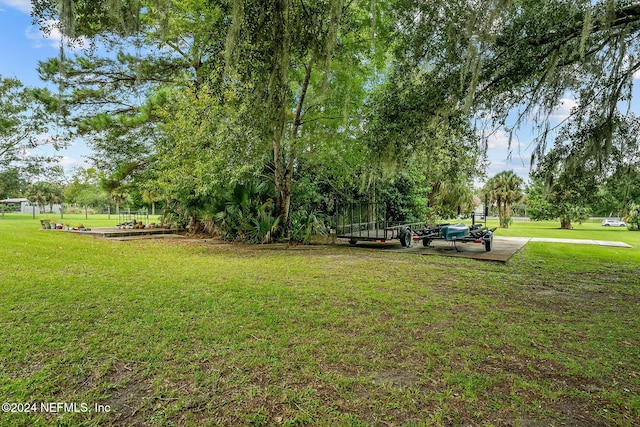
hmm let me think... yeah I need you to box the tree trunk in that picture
[560,217,571,229]
[274,57,313,238]
[270,0,292,240]
[273,124,288,233]
[427,183,437,208]
[502,201,511,228]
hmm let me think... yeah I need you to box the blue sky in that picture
[0,0,595,184]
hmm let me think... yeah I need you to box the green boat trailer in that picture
[413,222,496,252]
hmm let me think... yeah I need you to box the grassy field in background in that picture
[485,218,640,243]
[0,214,638,426]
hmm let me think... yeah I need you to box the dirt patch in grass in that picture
[96,360,151,425]
[371,369,421,388]
[514,401,610,427]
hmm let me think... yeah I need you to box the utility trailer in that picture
[335,203,496,252]
[334,202,421,246]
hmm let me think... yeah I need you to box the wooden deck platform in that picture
[63,227,179,239]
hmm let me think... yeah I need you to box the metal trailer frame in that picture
[335,203,497,251]
[334,202,420,246]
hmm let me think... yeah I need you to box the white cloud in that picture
[25,21,64,50]
[25,20,87,50]
[59,156,86,169]
[0,0,31,14]
[634,68,640,80]
[26,136,88,171]
[24,25,50,49]
[483,129,511,150]
[549,97,578,122]
[477,160,531,187]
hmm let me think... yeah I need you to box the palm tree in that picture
[25,182,48,213]
[25,182,65,214]
[429,179,475,218]
[484,171,524,228]
[46,183,64,213]
[100,176,127,215]
[142,188,161,216]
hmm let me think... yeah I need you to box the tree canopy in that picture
[388,0,640,165]
[26,0,640,237]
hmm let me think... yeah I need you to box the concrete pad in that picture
[352,235,632,264]
[529,237,633,248]
[353,236,528,263]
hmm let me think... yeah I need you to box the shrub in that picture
[625,204,640,231]
[289,208,328,244]
[64,206,97,215]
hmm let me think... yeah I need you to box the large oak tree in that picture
[33,0,384,236]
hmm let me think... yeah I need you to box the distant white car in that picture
[602,218,627,227]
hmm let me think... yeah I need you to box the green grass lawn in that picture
[486,218,640,245]
[0,215,639,426]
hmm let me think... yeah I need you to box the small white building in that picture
[0,198,62,214]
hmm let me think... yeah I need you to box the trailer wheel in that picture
[349,239,357,246]
[400,227,411,247]
[422,238,431,247]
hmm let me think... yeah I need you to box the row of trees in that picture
[7,161,636,233]
[1,166,149,215]
[524,112,640,229]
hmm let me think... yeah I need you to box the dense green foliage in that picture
[386,0,640,224]
[22,0,640,239]
[528,112,640,227]
[529,153,596,230]
[391,0,640,161]
[0,169,26,199]
[64,167,110,210]
[24,181,64,213]
[33,0,398,239]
